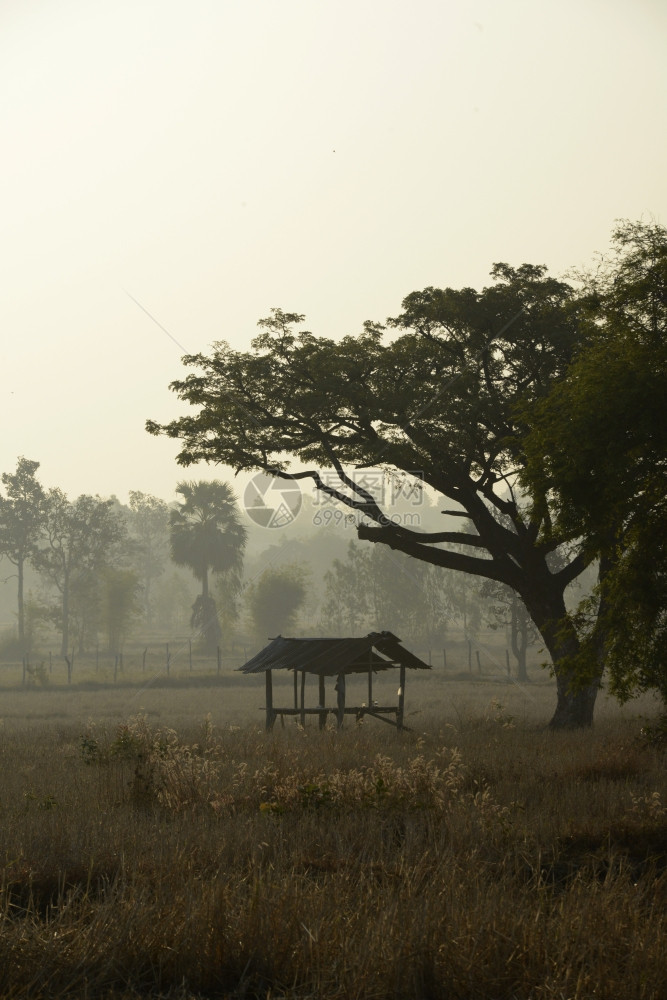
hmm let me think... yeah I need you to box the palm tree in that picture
[170,480,247,651]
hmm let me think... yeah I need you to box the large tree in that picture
[148,264,606,727]
[0,458,46,651]
[169,480,247,651]
[522,221,667,705]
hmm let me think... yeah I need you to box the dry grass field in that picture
[0,666,665,999]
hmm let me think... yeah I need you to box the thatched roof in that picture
[238,631,430,677]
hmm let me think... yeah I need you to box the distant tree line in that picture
[0,470,248,659]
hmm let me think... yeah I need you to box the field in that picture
[0,662,665,999]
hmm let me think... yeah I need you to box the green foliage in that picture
[321,541,371,633]
[321,540,454,644]
[100,566,141,652]
[127,491,170,623]
[246,563,308,638]
[522,220,667,704]
[33,490,128,655]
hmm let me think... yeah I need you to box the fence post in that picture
[217,646,222,675]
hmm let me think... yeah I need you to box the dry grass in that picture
[0,687,666,1000]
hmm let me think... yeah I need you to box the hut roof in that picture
[238,631,431,677]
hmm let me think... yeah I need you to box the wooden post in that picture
[66,654,72,684]
[293,668,298,709]
[397,664,406,731]
[335,673,346,729]
[368,667,373,708]
[217,646,222,675]
[476,650,481,674]
[468,639,472,673]
[319,674,326,730]
[142,647,147,673]
[300,670,306,728]
[265,669,274,731]
[443,647,447,670]
[506,649,511,676]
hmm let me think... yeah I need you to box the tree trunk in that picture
[60,577,70,658]
[511,594,529,683]
[17,557,25,650]
[549,671,601,728]
[524,587,602,729]
[60,587,69,656]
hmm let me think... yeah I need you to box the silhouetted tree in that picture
[169,480,246,651]
[0,457,46,651]
[523,220,667,704]
[149,232,655,727]
[246,563,308,639]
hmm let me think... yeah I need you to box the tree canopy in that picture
[522,220,667,704]
[34,491,127,656]
[148,225,665,726]
[246,564,309,640]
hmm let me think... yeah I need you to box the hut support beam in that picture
[265,669,275,731]
[397,664,406,731]
[336,672,346,729]
[318,674,326,730]
[300,670,306,728]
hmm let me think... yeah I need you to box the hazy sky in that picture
[1,0,665,505]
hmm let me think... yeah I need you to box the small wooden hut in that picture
[238,630,430,731]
